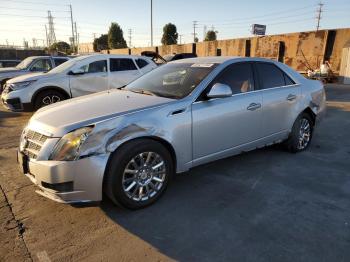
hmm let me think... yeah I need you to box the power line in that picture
[0,0,68,6]
[198,4,316,24]
[0,6,69,12]
[0,12,70,19]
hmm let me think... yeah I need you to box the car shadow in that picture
[99,146,292,261]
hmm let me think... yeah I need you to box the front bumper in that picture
[18,151,110,203]
[1,88,33,111]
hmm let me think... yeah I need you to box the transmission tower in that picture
[47,11,56,46]
[316,2,324,31]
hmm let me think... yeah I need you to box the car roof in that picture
[78,54,151,59]
[24,56,69,59]
[170,56,281,64]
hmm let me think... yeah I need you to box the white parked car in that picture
[1,54,157,111]
[0,56,69,90]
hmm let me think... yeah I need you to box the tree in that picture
[108,22,127,49]
[49,41,71,53]
[204,30,217,41]
[194,37,199,43]
[93,34,108,52]
[161,23,178,45]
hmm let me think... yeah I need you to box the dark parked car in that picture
[0,60,21,68]
[141,51,197,65]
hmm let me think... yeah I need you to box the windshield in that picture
[16,57,35,70]
[125,63,218,99]
[48,58,75,74]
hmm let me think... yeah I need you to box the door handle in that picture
[286,94,297,101]
[247,103,261,111]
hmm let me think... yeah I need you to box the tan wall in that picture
[78,43,94,54]
[104,28,350,73]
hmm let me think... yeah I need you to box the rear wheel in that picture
[104,139,174,209]
[34,89,66,110]
[285,113,313,153]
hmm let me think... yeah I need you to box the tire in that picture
[104,139,174,210]
[34,89,66,110]
[285,112,314,153]
[0,79,10,93]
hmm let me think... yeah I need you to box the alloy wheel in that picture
[42,95,61,105]
[298,118,311,150]
[122,151,167,202]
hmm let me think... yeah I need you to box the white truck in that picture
[1,54,157,111]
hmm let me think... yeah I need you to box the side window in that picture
[135,59,149,69]
[54,58,68,67]
[80,60,107,73]
[211,63,255,95]
[284,73,295,85]
[256,63,286,89]
[30,59,52,71]
[110,58,137,71]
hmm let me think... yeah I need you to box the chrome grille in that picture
[22,129,49,159]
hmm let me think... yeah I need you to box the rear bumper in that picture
[18,151,110,203]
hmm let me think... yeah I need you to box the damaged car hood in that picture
[29,89,175,136]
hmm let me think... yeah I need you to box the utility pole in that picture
[316,2,324,32]
[203,25,207,40]
[192,20,198,42]
[128,29,132,48]
[150,0,153,46]
[44,25,48,47]
[179,34,183,44]
[69,4,76,53]
[74,22,78,51]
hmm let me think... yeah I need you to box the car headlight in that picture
[49,127,93,161]
[11,80,36,90]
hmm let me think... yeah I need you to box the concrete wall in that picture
[0,48,46,60]
[104,28,350,73]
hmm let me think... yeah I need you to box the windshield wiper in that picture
[117,85,127,90]
[129,90,156,96]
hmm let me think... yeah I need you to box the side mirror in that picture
[68,68,85,75]
[207,83,232,99]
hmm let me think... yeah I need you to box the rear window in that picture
[54,58,68,67]
[256,63,285,89]
[136,59,149,69]
[110,58,137,71]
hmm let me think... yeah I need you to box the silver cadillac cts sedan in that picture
[18,57,326,209]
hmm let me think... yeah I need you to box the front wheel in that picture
[285,113,314,153]
[104,139,174,209]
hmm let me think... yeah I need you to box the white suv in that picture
[1,54,157,111]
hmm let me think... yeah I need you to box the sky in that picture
[0,0,349,48]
